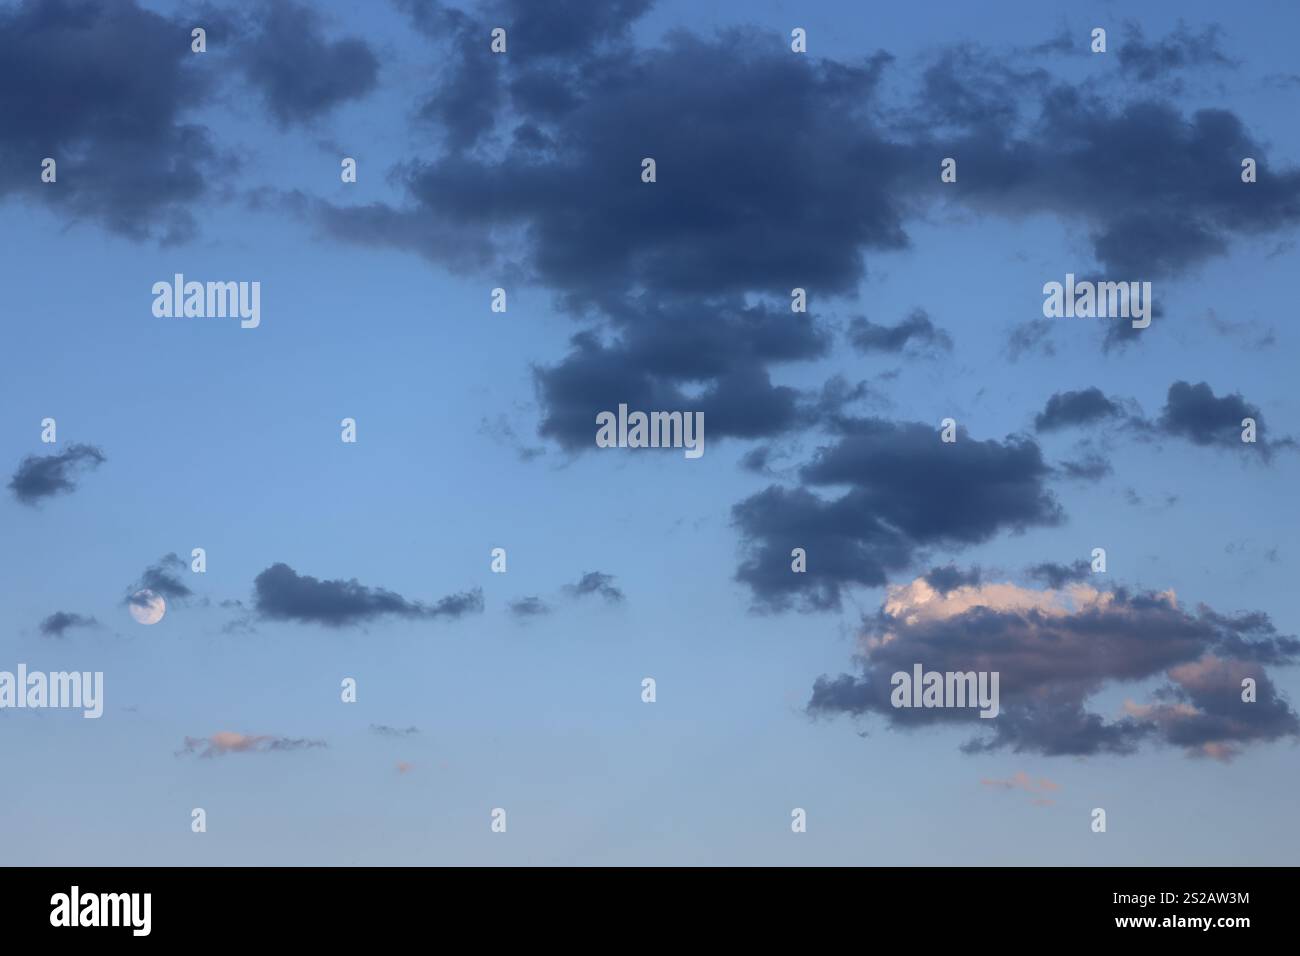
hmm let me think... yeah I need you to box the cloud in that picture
[1203,309,1275,350]
[38,611,97,638]
[1025,559,1092,589]
[1034,388,1124,432]
[1155,380,1291,456]
[564,572,625,603]
[128,553,194,605]
[808,576,1300,758]
[532,302,833,450]
[1057,452,1113,481]
[1005,320,1056,362]
[1123,655,1298,761]
[177,731,326,758]
[508,596,552,617]
[314,24,908,446]
[847,310,953,356]
[733,421,1062,610]
[8,444,106,505]
[1031,381,1290,461]
[252,563,483,627]
[1117,23,1237,83]
[925,36,1300,281]
[239,0,379,126]
[0,0,220,242]
[479,414,545,462]
[980,771,1061,795]
[301,19,1300,459]
[370,724,420,737]
[924,565,982,595]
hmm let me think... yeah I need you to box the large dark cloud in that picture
[1034,387,1123,432]
[240,0,379,125]
[0,0,380,239]
[318,21,914,446]
[306,15,1300,462]
[808,576,1300,759]
[922,34,1300,280]
[367,32,908,299]
[8,444,106,505]
[0,0,219,241]
[733,420,1063,611]
[252,562,483,627]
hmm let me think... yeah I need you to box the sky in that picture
[1,0,1299,866]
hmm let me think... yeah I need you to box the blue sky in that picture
[2,0,1299,865]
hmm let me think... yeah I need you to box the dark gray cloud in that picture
[564,571,625,603]
[733,420,1063,611]
[1155,380,1289,455]
[808,578,1300,758]
[240,0,379,126]
[399,0,662,149]
[847,309,953,356]
[129,553,194,606]
[38,611,97,638]
[1032,381,1290,461]
[923,565,982,595]
[1034,388,1123,432]
[317,24,909,445]
[408,34,904,294]
[534,301,829,449]
[0,0,219,242]
[306,16,1300,457]
[0,0,379,239]
[1025,559,1091,589]
[508,596,552,617]
[929,44,1300,280]
[8,444,106,505]
[253,562,484,627]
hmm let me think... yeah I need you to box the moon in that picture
[129,589,166,625]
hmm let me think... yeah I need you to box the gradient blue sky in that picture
[2,0,1298,865]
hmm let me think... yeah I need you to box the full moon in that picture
[129,589,166,625]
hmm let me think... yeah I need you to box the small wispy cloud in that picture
[981,771,1062,805]
[564,571,625,603]
[177,731,326,758]
[370,724,419,737]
